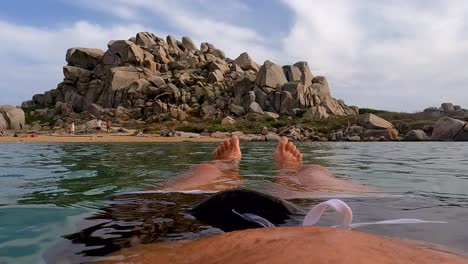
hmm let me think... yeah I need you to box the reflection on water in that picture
[1,142,468,263]
[43,192,220,263]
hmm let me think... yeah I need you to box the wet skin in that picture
[158,136,373,195]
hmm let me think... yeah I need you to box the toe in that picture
[293,149,302,160]
[223,139,231,150]
[278,136,288,150]
[286,142,294,152]
[217,142,225,153]
[290,143,297,153]
[231,135,239,147]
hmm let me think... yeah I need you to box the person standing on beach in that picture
[106,119,112,133]
[70,121,75,135]
[261,127,269,141]
[96,119,102,134]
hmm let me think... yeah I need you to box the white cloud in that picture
[75,0,276,62]
[3,0,468,111]
[0,21,152,105]
[281,0,468,111]
[0,0,275,106]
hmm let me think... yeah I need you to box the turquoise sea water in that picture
[0,142,468,263]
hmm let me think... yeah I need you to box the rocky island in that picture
[2,31,468,142]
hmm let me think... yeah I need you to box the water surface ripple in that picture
[0,142,467,263]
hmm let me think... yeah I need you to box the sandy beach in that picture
[0,134,223,143]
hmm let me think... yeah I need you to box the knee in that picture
[301,165,330,175]
[192,163,218,171]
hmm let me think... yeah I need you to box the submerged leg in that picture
[272,137,374,196]
[157,136,243,191]
[215,135,242,161]
[274,136,303,170]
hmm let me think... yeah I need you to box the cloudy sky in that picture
[1,0,468,111]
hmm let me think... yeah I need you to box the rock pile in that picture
[431,117,468,141]
[329,113,399,141]
[424,103,467,114]
[278,126,327,141]
[0,105,25,130]
[22,32,358,127]
[404,129,430,141]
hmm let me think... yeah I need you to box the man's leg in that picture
[157,136,243,191]
[272,137,374,196]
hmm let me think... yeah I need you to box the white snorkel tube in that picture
[302,199,446,228]
[233,199,446,229]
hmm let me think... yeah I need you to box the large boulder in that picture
[242,91,256,110]
[207,70,224,83]
[282,82,306,108]
[147,76,166,88]
[279,91,293,114]
[221,116,236,126]
[404,130,430,141]
[349,125,365,135]
[263,111,279,119]
[82,80,104,110]
[293,61,314,87]
[135,32,157,47]
[253,86,268,109]
[102,40,145,66]
[108,67,147,91]
[54,102,74,117]
[282,65,302,82]
[169,108,188,121]
[100,67,150,108]
[255,60,288,88]
[182,36,197,50]
[0,105,25,130]
[424,107,439,113]
[322,98,346,116]
[233,52,259,72]
[266,132,281,141]
[200,42,225,59]
[233,77,253,99]
[63,66,92,82]
[248,102,263,113]
[364,128,399,140]
[303,106,329,119]
[66,48,104,70]
[357,113,394,130]
[88,103,104,117]
[208,60,229,74]
[163,84,181,101]
[166,35,179,48]
[230,103,245,116]
[200,105,218,119]
[431,117,468,141]
[311,76,331,100]
[441,103,455,113]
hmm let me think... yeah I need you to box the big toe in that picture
[277,136,288,150]
[231,135,240,148]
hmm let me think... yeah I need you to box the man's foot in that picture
[214,135,242,161]
[274,137,303,169]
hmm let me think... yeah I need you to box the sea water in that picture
[0,142,467,263]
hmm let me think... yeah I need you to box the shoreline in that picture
[0,135,446,143]
[0,134,224,143]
